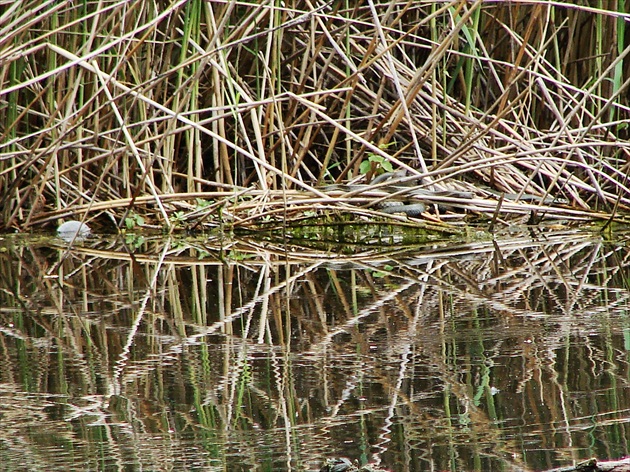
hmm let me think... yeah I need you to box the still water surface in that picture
[0,227,629,471]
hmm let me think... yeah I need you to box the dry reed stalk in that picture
[1,1,629,232]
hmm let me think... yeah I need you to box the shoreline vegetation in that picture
[1,1,630,235]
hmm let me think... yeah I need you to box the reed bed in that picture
[1,0,630,232]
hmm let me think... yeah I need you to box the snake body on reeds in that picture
[320,171,472,216]
[374,200,427,216]
[321,171,565,216]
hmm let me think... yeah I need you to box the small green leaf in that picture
[372,264,394,278]
[359,160,372,175]
[195,198,211,208]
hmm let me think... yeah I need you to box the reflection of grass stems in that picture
[1,227,630,468]
[234,356,252,426]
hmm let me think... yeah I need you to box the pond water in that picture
[0,226,629,471]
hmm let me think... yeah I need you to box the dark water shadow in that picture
[0,227,629,471]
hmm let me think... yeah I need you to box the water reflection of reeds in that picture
[0,229,629,471]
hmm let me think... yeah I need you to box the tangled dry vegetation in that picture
[1,0,630,233]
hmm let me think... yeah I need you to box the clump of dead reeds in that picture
[1,1,629,232]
